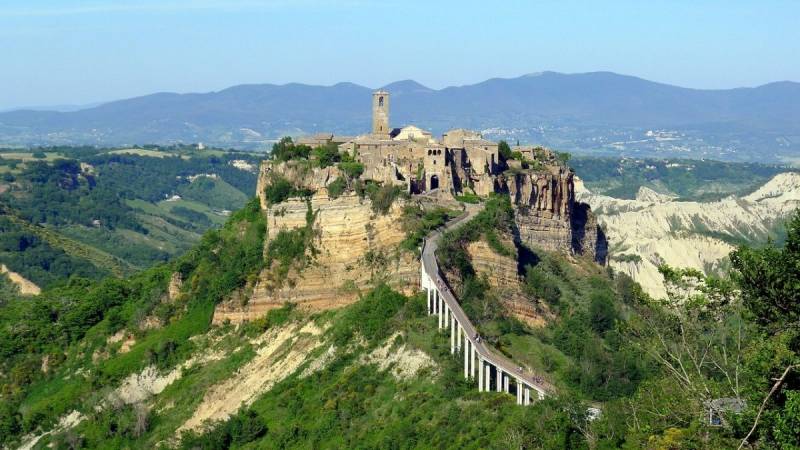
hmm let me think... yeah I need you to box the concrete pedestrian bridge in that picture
[420,205,554,405]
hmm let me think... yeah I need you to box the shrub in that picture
[326,177,347,199]
[263,175,312,205]
[179,408,267,449]
[339,161,364,179]
[369,184,404,215]
[312,142,340,168]
[524,265,561,305]
[271,137,311,162]
[400,205,454,252]
[588,291,616,333]
[455,192,481,204]
[332,284,407,345]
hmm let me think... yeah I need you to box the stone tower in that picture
[372,90,390,138]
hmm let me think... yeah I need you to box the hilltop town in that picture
[219,90,608,324]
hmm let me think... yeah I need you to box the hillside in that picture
[0,191,663,449]
[571,156,791,200]
[577,172,800,298]
[1,72,799,162]
[0,146,261,291]
[5,187,794,448]
[2,142,800,448]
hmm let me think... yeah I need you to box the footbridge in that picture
[420,205,554,405]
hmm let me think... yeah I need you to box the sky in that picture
[0,0,798,110]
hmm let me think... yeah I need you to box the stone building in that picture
[283,89,607,264]
[329,90,503,197]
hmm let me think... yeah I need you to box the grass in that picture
[0,151,64,162]
[456,192,482,204]
[177,177,249,211]
[107,149,184,159]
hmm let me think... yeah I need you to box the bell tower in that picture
[372,90,390,138]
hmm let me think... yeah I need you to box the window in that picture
[379,96,384,107]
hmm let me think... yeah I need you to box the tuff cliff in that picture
[464,237,547,327]
[214,161,417,324]
[502,165,607,264]
[255,160,341,210]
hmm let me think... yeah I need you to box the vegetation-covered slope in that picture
[2,152,800,448]
[571,156,791,200]
[0,145,261,289]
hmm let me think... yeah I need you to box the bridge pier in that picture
[485,364,492,392]
[450,315,456,354]
[463,339,469,378]
[524,387,531,406]
[478,359,484,392]
[427,288,432,314]
[470,344,476,378]
[437,291,442,329]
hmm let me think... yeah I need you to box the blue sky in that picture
[0,0,797,109]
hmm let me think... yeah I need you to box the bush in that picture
[455,192,481,204]
[179,408,267,449]
[312,142,340,168]
[524,265,561,305]
[588,291,616,333]
[271,137,311,162]
[332,284,407,345]
[263,175,312,205]
[400,205,454,252]
[369,184,404,215]
[338,161,364,179]
[326,177,347,199]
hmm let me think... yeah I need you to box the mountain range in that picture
[1,71,799,162]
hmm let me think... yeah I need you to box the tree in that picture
[588,291,616,333]
[628,265,746,432]
[312,142,340,168]
[730,210,800,448]
[730,210,800,332]
[498,140,512,161]
[271,137,311,162]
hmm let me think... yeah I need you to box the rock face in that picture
[465,238,545,327]
[213,190,417,324]
[504,167,607,264]
[0,264,40,295]
[576,173,800,298]
[255,160,342,210]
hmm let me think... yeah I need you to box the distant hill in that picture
[1,71,799,161]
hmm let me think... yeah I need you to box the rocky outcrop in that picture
[503,167,607,264]
[213,191,417,324]
[255,160,342,210]
[167,272,182,302]
[576,172,800,298]
[1,264,40,295]
[465,238,545,327]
